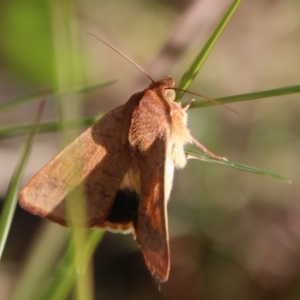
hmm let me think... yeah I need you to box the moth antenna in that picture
[87,32,155,84]
[171,87,240,116]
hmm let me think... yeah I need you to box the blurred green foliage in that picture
[0,0,54,83]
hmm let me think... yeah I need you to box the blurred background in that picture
[1,0,300,299]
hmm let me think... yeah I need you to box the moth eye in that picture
[164,89,176,102]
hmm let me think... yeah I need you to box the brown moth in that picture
[19,41,226,282]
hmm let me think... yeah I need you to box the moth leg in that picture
[182,99,195,111]
[191,136,227,161]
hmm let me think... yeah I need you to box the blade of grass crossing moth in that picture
[2,84,300,139]
[49,0,93,298]
[38,231,103,300]
[175,0,241,102]
[3,83,300,139]
[0,100,46,260]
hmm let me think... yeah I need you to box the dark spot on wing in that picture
[106,189,139,225]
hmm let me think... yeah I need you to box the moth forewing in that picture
[19,103,135,227]
[129,78,193,281]
[135,136,170,282]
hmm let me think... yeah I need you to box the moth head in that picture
[148,76,176,103]
[161,77,175,101]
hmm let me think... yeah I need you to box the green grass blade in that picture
[191,84,300,108]
[38,230,103,300]
[0,80,116,113]
[38,239,75,300]
[49,1,95,298]
[2,84,300,139]
[185,148,291,183]
[10,224,70,300]
[0,101,45,260]
[176,0,241,101]
[0,116,98,139]
[0,91,51,113]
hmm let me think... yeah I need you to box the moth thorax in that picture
[169,108,191,168]
[171,141,187,169]
[164,154,175,202]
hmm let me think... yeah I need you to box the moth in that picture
[19,40,226,283]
